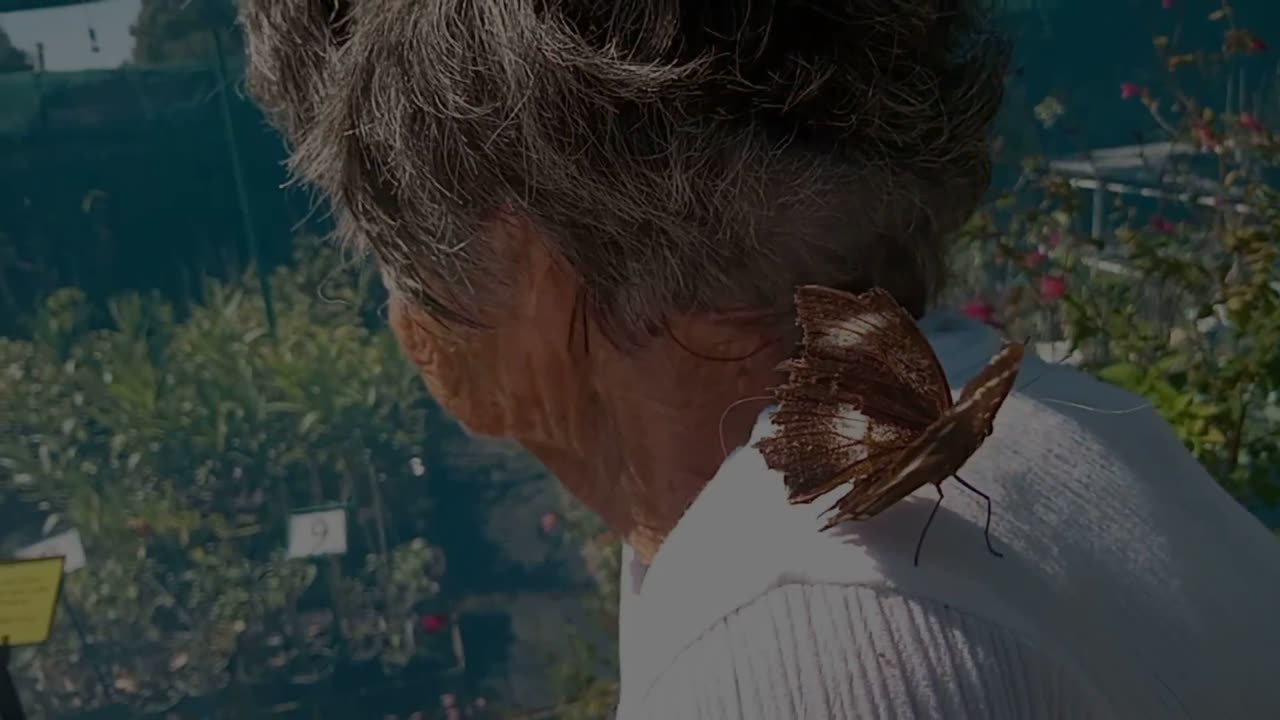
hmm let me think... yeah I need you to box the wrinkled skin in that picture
[388,220,789,562]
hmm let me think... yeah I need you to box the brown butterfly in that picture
[754,285,1026,565]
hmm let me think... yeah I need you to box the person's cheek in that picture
[389,299,517,437]
[413,336,511,437]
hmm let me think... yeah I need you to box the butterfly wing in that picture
[953,341,1026,437]
[819,413,970,527]
[819,341,1026,528]
[756,367,929,503]
[790,286,954,417]
[755,286,953,503]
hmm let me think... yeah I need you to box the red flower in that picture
[419,613,449,634]
[1023,250,1046,270]
[1240,113,1265,132]
[1039,276,1067,302]
[1120,83,1143,100]
[961,300,997,324]
[1046,231,1062,248]
[1195,125,1220,149]
[539,511,560,535]
[126,517,152,539]
[1248,36,1268,53]
[1148,214,1176,234]
[1161,0,1173,9]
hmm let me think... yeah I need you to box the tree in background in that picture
[0,25,33,72]
[130,0,242,66]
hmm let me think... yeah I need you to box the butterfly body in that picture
[755,285,1025,537]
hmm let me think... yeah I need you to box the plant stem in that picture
[1226,391,1251,477]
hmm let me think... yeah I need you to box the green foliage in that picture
[546,497,621,718]
[0,239,448,717]
[950,3,1280,511]
[547,635,619,720]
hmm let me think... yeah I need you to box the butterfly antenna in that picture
[718,395,776,458]
[914,486,945,567]
[1012,359,1152,416]
[1038,397,1151,415]
[952,474,1003,559]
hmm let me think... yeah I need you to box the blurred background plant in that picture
[0,239,496,718]
[948,0,1280,518]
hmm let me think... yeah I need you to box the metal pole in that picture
[0,637,26,720]
[210,27,278,338]
[1091,181,1105,240]
[59,597,115,708]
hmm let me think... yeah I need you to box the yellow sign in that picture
[0,556,64,646]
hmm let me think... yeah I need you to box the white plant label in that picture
[17,529,87,574]
[286,508,348,559]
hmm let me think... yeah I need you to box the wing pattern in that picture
[756,285,1026,530]
[756,286,952,502]
[954,342,1025,438]
[818,341,1026,527]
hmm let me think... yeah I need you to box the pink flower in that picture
[540,511,560,535]
[1120,83,1143,100]
[1023,250,1046,270]
[1046,231,1062,248]
[1148,214,1176,234]
[961,300,996,324]
[1161,0,1174,9]
[419,613,448,634]
[1039,276,1067,302]
[1240,113,1265,132]
[1248,36,1269,53]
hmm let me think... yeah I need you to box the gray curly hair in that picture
[240,0,1008,338]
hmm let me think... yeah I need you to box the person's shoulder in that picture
[980,355,1272,559]
[987,355,1204,495]
[626,366,1280,717]
[624,581,1121,720]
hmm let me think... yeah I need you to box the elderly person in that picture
[240,1,1280,718]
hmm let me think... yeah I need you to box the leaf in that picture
[1097,362,1145,389]
[1263,403,1280,424]
[1188,402,1222,419]
[1202,426,1228,446]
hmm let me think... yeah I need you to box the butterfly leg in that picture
[913,486,944,567]
[952,474,1004,559]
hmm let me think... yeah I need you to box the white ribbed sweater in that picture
[615,313,1280,719]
